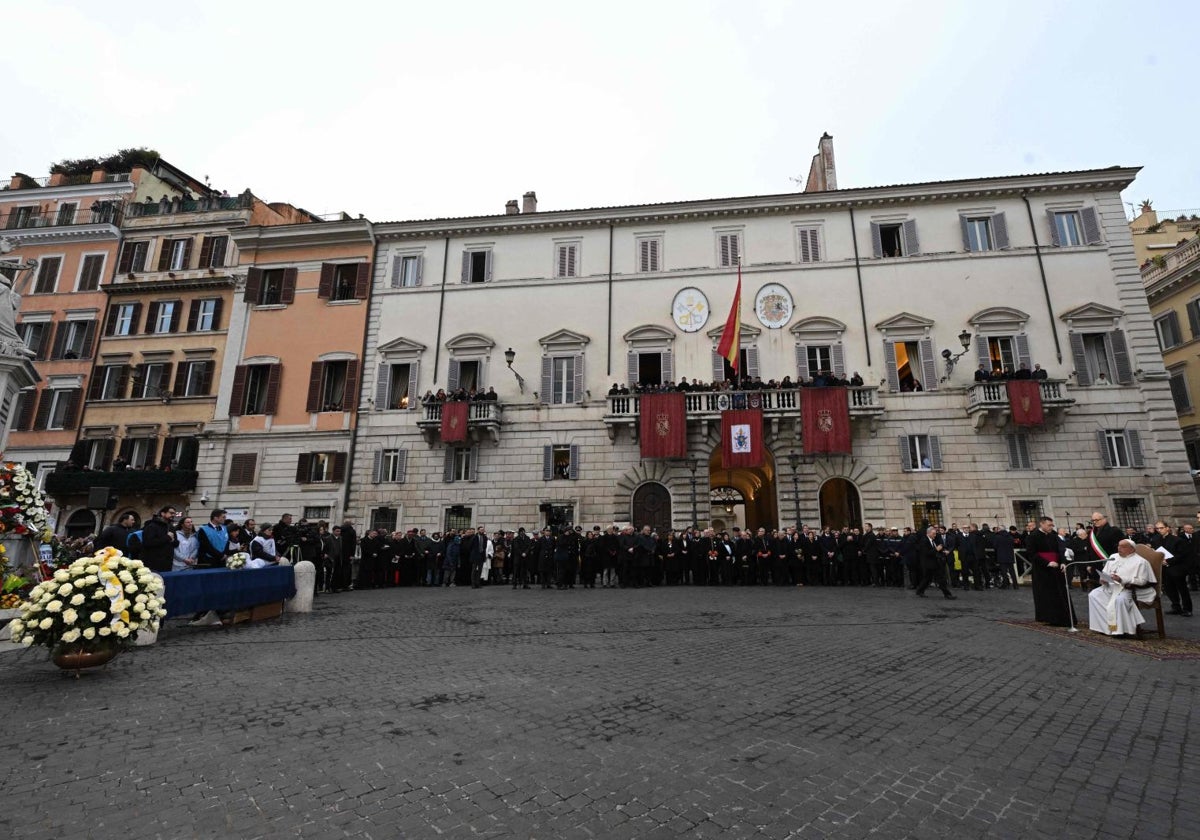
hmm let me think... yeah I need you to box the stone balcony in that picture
[965,380,1074,429]
[602,386,883,441]
[44,468,198,498]
[416,401,502,443]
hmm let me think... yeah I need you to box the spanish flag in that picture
[716,263,742,373]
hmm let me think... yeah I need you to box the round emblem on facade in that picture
[671,287,710,333]
[754,282,793,329]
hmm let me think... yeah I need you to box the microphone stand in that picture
[1061,559,1098,633]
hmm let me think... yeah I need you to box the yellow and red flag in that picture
[716,263,742,373]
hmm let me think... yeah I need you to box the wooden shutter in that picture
[460,251,471,283]
[447,359,460,391]
[354,263,371,299]
[14,390,36,431]
[467,446,478,482]
[127,302,142,336]
[568,444,579,480]
[179,438,199,470]
[198,236,214,268]
[573,353,585,403]
[88,368,105,400]
[831,344,845,378]
[180,238,193,270]
[280,268,298,304]
[898,435,912,472]
[1046,210,1061,246]
[173,362,188,397]
[318,263,335,299]
[1110,330,1133,384]
[959,216,972,251]
[157,363,173,395]
[244,267,262,302]
[627,352,640,387]
[1007,433,1031,470]
[159,437,176,469]
[395,450,408,484]
[798,227,820,262]
[928,435,943,470]
[372,450,383,483]
[484,250,493,282]
[33,389,52,430]
[295,453,312,483]
[132,363,147,397]
[104,306,119,336]
[168,300,182,332]
[1069,332,1091,386]
[795,344,809,380]
[186,300,199,332]
[1163,311,1182,347]
[116,365,131,400]
[1097,430,1114,469]
[711,349,725,383]
[661,350,674,384]
[33,322,52,360]
[49,321,67,360]
[332,452,347,482]
[918,338,937,391]
[541,357,552,404]
[199,361,214,396]
[870,222,883,258]
[228,453,257,486]
[210,236,228,268]
[746,346,760,379]
[391,256,403,288]
[117,436,133,463]
[61,390,81,429]
[1188,301,1200,339]
[1081,207,1102,245]
[975,336,990,370]
[375,363,391,410]
[343,359,360,411]
[884,341,900,391]
[543,446,553,481]
[902,219,920,256]
[228,366,247,415]
[993,212,1010,249]
[118,242,135,274]
[306,361,324,412]
[1127,430,1145,469]
[144,302,160,334]
[78,321,96,358]
[1014,334,1031,371]
[443,447,454,482]
[157,240,172,271]
[718,233,739,266]
[408,361,419,407]
[210,298,223,331]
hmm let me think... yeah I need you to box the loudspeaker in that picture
[88,486,116,510]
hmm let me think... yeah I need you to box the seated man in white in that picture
[1088,539,1163,636]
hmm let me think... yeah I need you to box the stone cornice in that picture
[374,168,1142,240]
[230,219,374,252]
[104,276,236,296]
[0,181,134,203]
[0,223,121,246]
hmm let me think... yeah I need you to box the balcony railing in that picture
[45,468,198,497]
[1,203,123,231]
[125,194,249,218]
[416,400,503,442]
[604,386,882,422]
[1143,235,1200,284]
[966,380,1073,429]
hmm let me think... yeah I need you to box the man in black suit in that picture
[1087,511,1125,582]
[1159,521,1194,617]
[467,526,489,588]
[915,526,957,600]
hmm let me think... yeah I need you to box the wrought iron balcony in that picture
[603,386,883,440]
[125,194,250,218]
[416,401,502,443]
[1,203,123,231]
[966,380,1073,429]
[44,468,198,497]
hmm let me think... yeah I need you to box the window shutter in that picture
[1014,334,1031,371]
[638,239,650,272]
[543,445,553,481]
[460,251,471,283]
[179,438,199,470]
[354,262,371,299]
[898,435,912,472]
[1069,332,1091,386]
[117,243,134,274]
[186,300,199,332]
[883,341,899,391]
[198,236,214,268]
[343,359,360,411]
[103,306,119,336]
[1080,207,1102,245]
[264,364,282,414]
[32,390,52,430]
[918,338,937,391]
[870,222,883,258]
[1097,430,1114,469]
[830,344,845,378]
[61,390,81,430]
[1110,330,1133,384]
[295,453,312,483]
[975,335,990,371]
[159,437,176,469]
[94,439,113,470]
[180,238,193,270]
[372,450,383,484]
[129,302,142,336]
[959,216,972,251]
[902,219,920,256]
[1007,433,1031,470]
[719,234,732,266]
[306,361,324,413]
[157,241,172,271]
[118,437,133,463]
[557,245,569,277]
[413,255,423,287]
[168,300,182,332]
[281,268,298,305]
[661,350,674,384]
[1046,210,1061,246]
[484,250,493,282]
[391,256,403,288]
[928,435,943,470]
[993,212,1010,249]
[574,353,585,403]
[144,302,159,334]
[116,365,131,399]
[409,360,420,407]
[467,446,478,482]
[15,390,36,431]
[78,320,95,357]
[711,349,725,383]
[317,263,335,299]
[244,268,262,303]
[795,344,809,380]
[210,236,228,268]
[443,448,454,483]
[1127,430,1145,469]
[88,369,105,400]
[375,363,391,410]
[1188,301,1200,339]
[798,228,820,262]
[627,352,640,387]
[34,323,52,360]
[447,359,460,391]
[568,444,580,480]
[173,362,188,397]
[49,322,67,360]
[396,450,408,483]
[157,363,173,395]
[1166,311,1182,346]
[200,361,214,396]
[746,346,760,379]
[228,366,247,415]
[332,452,347,482]
[540,356,552,404]
[210,298,223,331]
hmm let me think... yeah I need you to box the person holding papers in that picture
[1088,539,1162,636]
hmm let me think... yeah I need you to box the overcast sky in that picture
[3,1,1196,222]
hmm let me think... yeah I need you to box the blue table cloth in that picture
[160,566,296,618]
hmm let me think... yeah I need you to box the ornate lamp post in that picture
[786,450,802,528]
[686,457,700,528]
[939,329,974,381]
[503,347,526,394]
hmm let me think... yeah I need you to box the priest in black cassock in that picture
[1026,516,1076,626]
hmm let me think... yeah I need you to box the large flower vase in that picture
[52,643,118,676]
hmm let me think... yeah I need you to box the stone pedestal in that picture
[285,560,316,613]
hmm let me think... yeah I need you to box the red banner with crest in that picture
[801,387,852,454]
[441,400,469,442]
[721,408,763,468]
[1007,380,1044,426]
[640,392,687,458]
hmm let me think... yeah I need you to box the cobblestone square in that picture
[2,584,1197,839]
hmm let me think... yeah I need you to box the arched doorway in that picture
[64,509,98,539]
[819,478,862,530]
[631,481,672,532]
[707,447,778,532]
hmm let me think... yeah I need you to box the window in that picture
[1170,370,1192,413]
[124,437,157,470]
[550,356,577,404]
[1111,498,1149,532]
[82,439,113,470]
[392,254,422,288]
[1099,429,1144,469]
[135,362,171,399]
[637,237,661,272]
[231,364,280,416]
[1052,211,1084,247]
[227,453,258,487]
[168,239,190,271]
[257,269,285,305]
[555,242,579,278]
[963,217,993,252]
[34,257,61,294]
[191,298,220,332]
[77,254,105,291]
[871,220,920,258]
[625,347,673,389]
[806,346,833,377]
[1156,312,1183,351]
[449,359,480,393]
[159,436,198,469]
[385,363,413,409]
[6,206,36,228]
[199,235,228,268]
[319,263,361,302]
[718,347,758,383]
[717,232,741,267]
[108,303,140,336]
[1185,439,1200,471]
[18,321,51,360]
[372,507,399,534]
[373,448,407,483]
[55,319,95,359]
[151,301,177,334]
[444,506,472,532]
[911,500,943,529]
[890,339,933,392]
[878,223,905,257]
[900,434,942,471]
[461,249,492,284]
[1187,300,1200,341]
[307,359,359,412]
[243,366,269,414]
[544,444,579,480]
[43,389,80,430]
[304,506,332,521]
[118,241,149,274]
[796,226,822,263]
[91,365,128,401]
[1011,499,1044,525]
[444,446,477,483]
[56,203,77,226]
[987,336,1017,376]
[244,267,296,306]
[296,452,346,484]
[1007,433,1032,470]
[175,360,213,397]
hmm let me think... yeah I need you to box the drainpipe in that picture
[1021,192,1062,363]
[342,220,376,517]
[847,204,871,366]
[606,222,614,377]
[433,235,450,377]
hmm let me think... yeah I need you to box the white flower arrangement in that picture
[8,546,166,654]
[0,461,50,537]
[225,552,249,570]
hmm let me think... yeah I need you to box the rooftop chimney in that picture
[522,191,537,214]
[505,199,520,215]
[804,133,837,193]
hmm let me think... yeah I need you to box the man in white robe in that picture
[1087,540,1163,635]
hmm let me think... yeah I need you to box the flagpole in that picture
[736,257,743,391]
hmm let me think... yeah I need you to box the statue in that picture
[0,237,37,356]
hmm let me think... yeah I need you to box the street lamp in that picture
[686,457,700,528]
[939,329,973,381]
[503,347,526,393]
[786,450,802,529]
